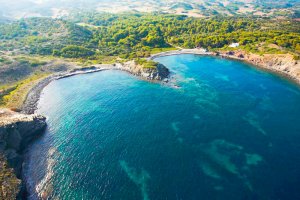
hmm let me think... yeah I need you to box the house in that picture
[229,43,239,48]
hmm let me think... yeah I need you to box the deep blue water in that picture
[24,54,300,200]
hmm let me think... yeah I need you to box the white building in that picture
[229,43,239,48]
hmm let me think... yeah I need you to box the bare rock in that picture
[119,61,170,81]
[0,109,46,199]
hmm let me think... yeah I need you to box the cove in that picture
[24,54,300,200]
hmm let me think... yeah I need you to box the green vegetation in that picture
[0,73,49,109]
[0,57,13,65]
[0,13,299,60]
[56,45,95,58]
[1,7,299,200]
[0,55,61,86]
[0,18,92,55]
[0,155,20,200]
[135,59,159,69]
[15,57,47,67]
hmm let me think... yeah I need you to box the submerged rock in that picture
[120,160,150,200]
[0,109,46,199]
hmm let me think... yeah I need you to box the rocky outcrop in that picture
[220,51,300,84]
[0,109,46,199]
[116,61,170,81]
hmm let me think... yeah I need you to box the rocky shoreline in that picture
[21,62,170,115]
[1,49,299,199]
[219,51,300,85]
[0,60,170,199]
[21,66,112,115]
[149,48,300,86]
[0,109,46,199]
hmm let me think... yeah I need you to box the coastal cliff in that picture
[0,109,46,200]
[220,51,300,84]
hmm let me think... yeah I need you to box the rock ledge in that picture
[0,109,46,199]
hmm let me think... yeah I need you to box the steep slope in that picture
[0,109,46,199]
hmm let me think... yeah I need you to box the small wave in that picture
[35,147,58,199]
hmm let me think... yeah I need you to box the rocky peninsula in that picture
[115,61,169,81]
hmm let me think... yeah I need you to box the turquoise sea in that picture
[24,54,300,199]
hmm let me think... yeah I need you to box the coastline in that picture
[22,48,300,115]
[1,49,299,199]
[149,48,213,60]
[21,62,170,115]
[149,48,300,86]
[21,65,113,115]
[0,62,171,199]
[219,52,300,86]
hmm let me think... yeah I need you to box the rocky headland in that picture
[115,60,169,81]
[0,109,46,199]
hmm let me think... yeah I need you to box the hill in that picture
[0,0,299,19]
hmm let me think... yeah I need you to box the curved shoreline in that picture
[21,66,112,114]
[149,49,300,87]
[22,49,300,115]
[220,52,300,87]
[21,62,170,114]
[1,62,170,199]
[3,50,299,199]
[21,52,300,199]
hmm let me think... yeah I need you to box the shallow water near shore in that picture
[24,54,300,199]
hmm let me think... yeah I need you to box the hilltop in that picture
[1,0,300,19]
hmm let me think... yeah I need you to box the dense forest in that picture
[0,13,300,60]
